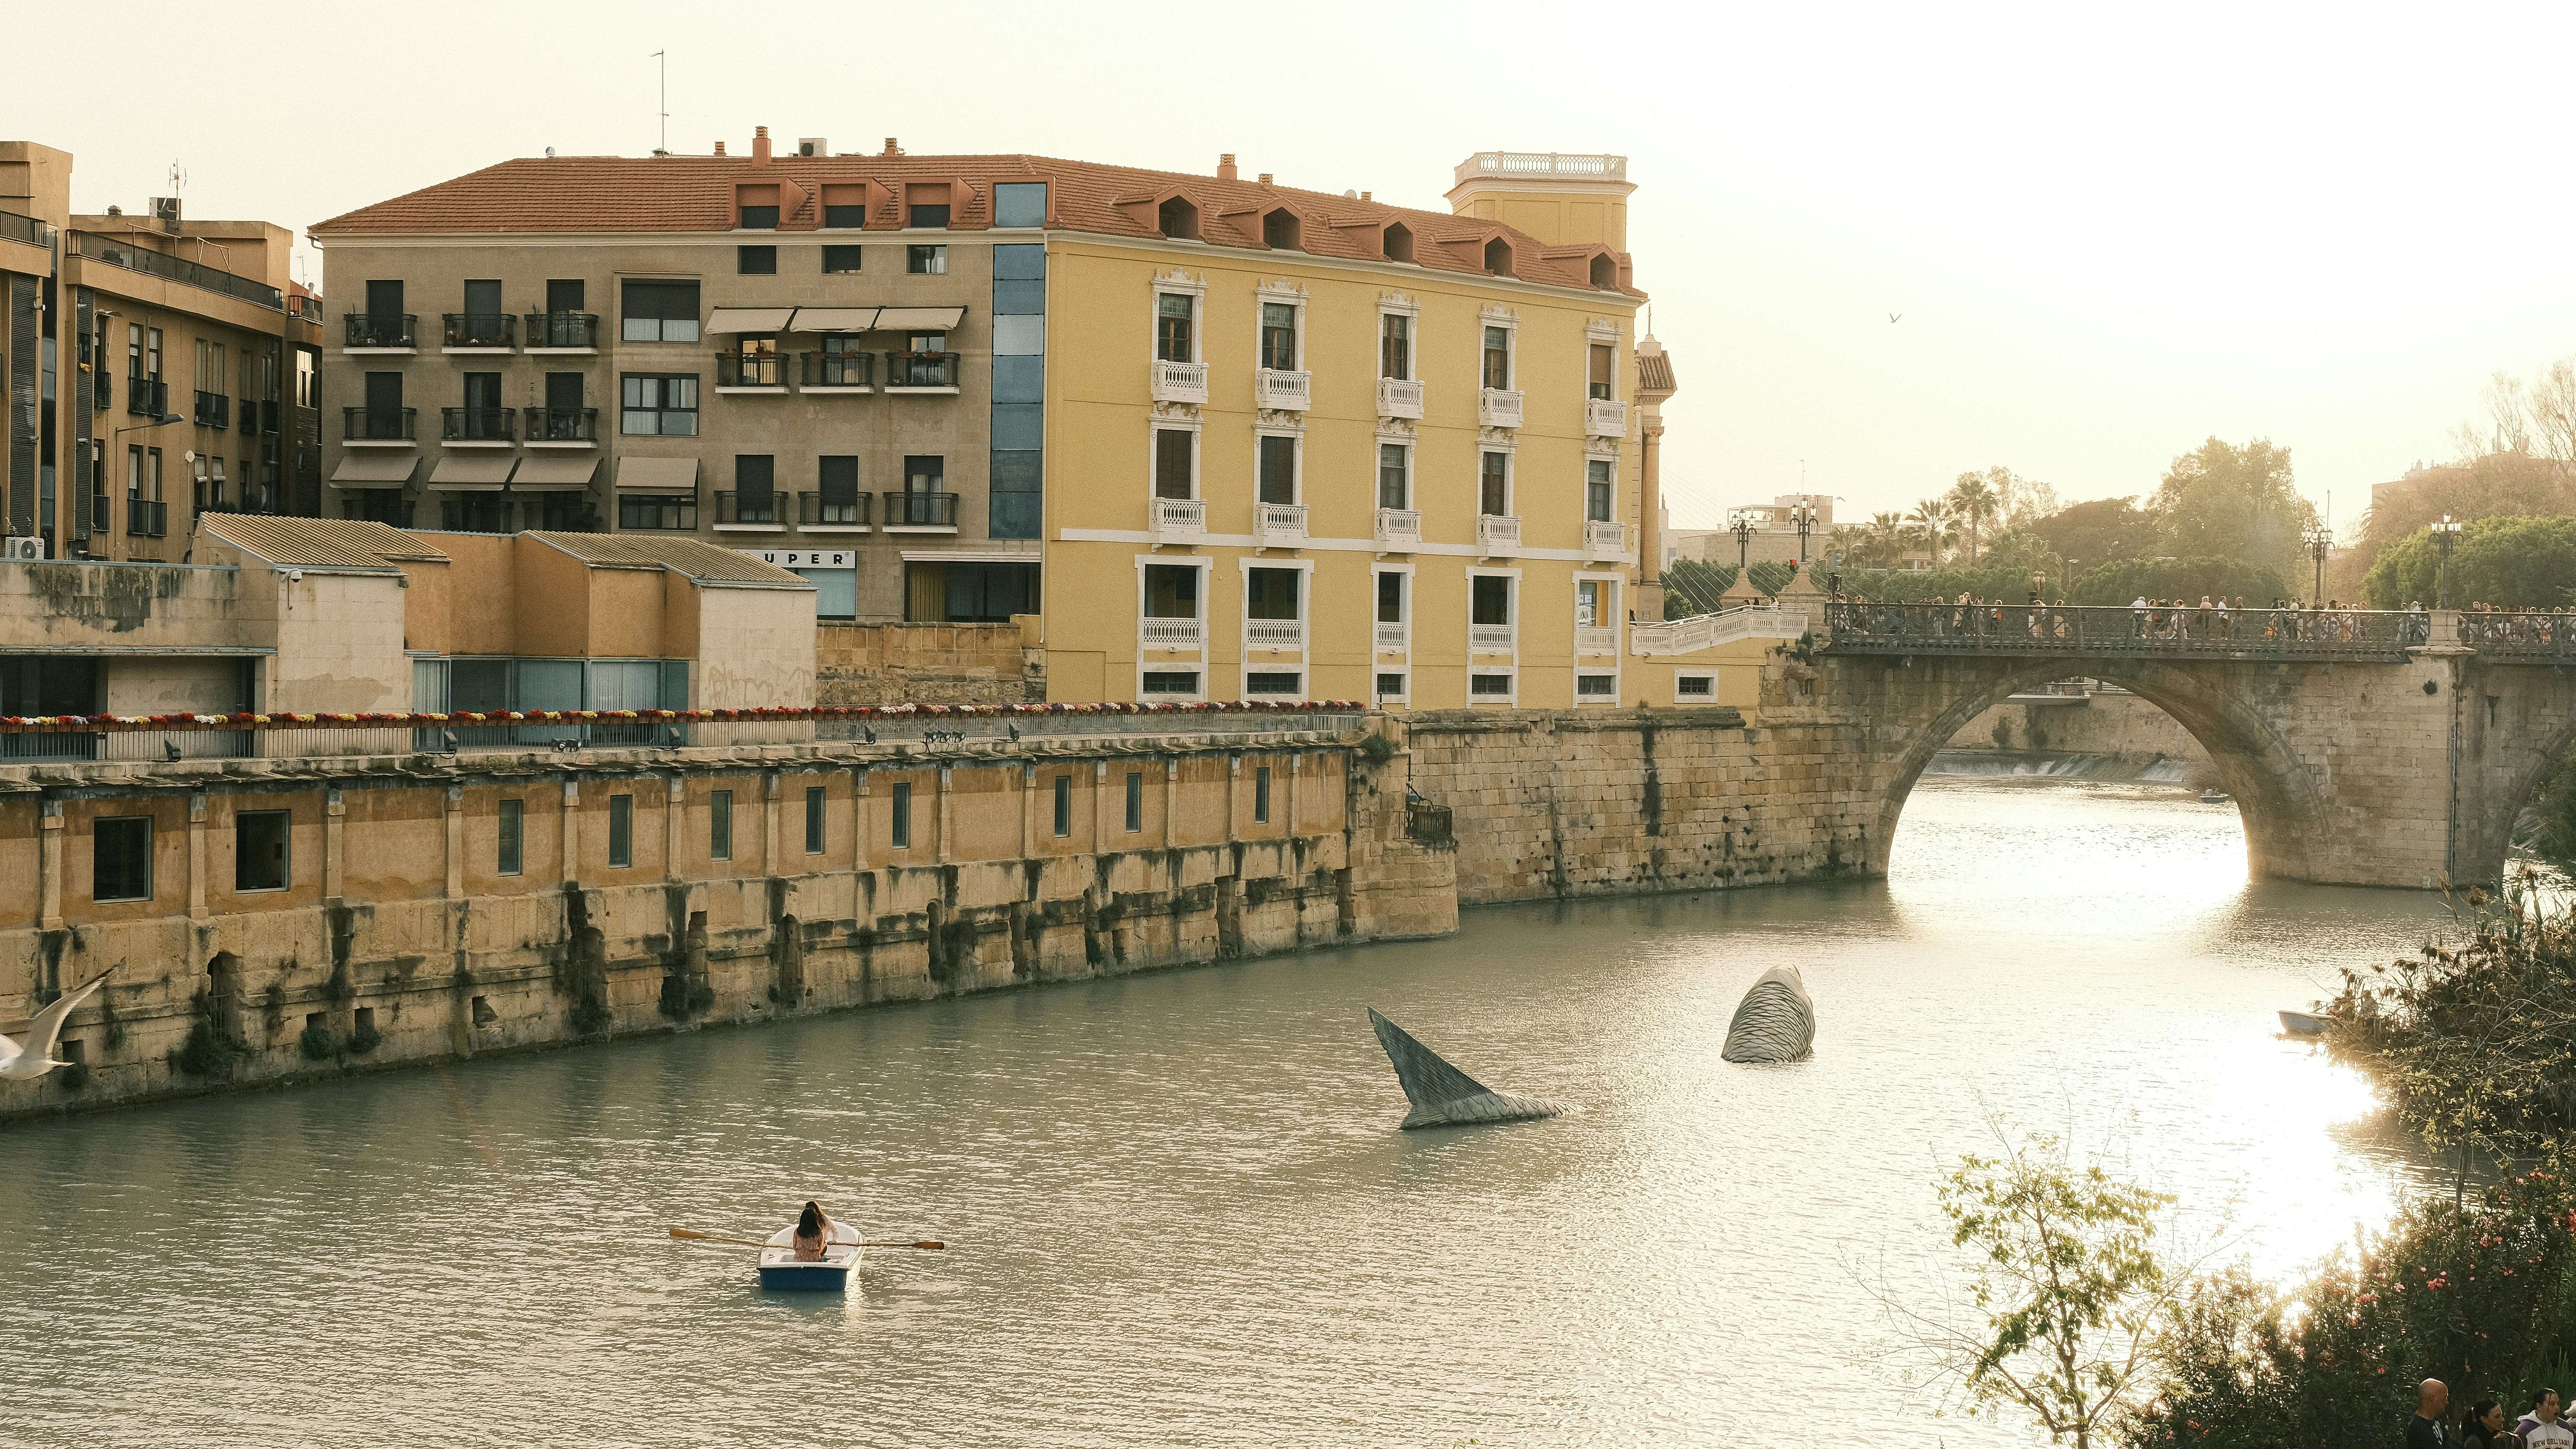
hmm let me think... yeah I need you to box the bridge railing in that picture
[1822,603,2426,660]
[2456,610,2576,663]
[1630,604,1809,656]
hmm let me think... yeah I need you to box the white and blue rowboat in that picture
[758,1226,862,1291]
[2278,1009,2329,1036]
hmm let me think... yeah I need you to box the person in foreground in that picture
[2522,1387,2573,1449]
[2409,1379,2453,1449]
[2462,1399,2509,1449]
[790,1201,834,1262]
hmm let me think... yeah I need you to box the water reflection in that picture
[0,776,2471,1446]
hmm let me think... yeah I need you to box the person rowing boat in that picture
[789,1200,835,1262]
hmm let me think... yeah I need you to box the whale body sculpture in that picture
[1367,1008,1575,1129]
[1720,965,1815,1063]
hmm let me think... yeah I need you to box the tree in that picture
[1884,1134,2183,1449]
[2152,438,2317,582]
[2029,497,2163,570]
[2360,514,2576,608]
[2066,556,2285,607]
[1908,498,1957,565]
[1948,472,2001,564]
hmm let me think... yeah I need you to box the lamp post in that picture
[1792,495,1815,564]
[2432,514,2463,609]
[1728,508,1756,576]
[109,410,187,551]
[2302,520,2332,602]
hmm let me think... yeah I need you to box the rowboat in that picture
[2278,1009,2329,1036]
[757,1225,862,1291]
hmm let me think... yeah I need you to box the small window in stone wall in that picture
[1254,766,1272,823]
[891,782,913,849]
[710,790,734,861]
[235,810,290,892]
[1053,776,1072,837]
[609,794,634,868]
[1125,772,1144,833]
[497,798,523,876]
[806,786,827,854]
[94,816,152,902]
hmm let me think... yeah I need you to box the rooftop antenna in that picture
[651,51,669,156]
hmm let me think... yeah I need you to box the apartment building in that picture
[0,142,324,563]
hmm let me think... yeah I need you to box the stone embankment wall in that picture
[0,717,1450,1121]
[1950,688,2211,766]
[816,621,1044,706]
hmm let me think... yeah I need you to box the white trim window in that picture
[1478,310,1516,391]
[1674,669,1720,704]
[1372,563,1412,658]
[1242,666,1306,700]
[1150,416,1201,500]
[1378,293,1419,380]
[1154,273,1205,363]
[1240,557,1312,660]
[1255,280,1305,372]
[1254,426,1301,506]
[1585,457,1616,522]
[1468,668,1517,704]
[1376,441,1411,510]
[1478,446,1513,517]
[1575,670,1620,702]
[1467,567,1519,661]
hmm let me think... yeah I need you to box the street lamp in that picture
[1792,495,1815,563]
[2432,514,2463,609]
[2302,520,2332,602]
[1728,508,1757,574]
[108,411,187,552]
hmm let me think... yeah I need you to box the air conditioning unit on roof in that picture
[797,138,828,158]
[3,537,44,562]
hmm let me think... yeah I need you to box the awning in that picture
[706,307,796,334]
[510,455,599,490]
[330,454,417,485]
[426,455,518,490]
[789,306,879,332]
[875,306,967,331]
[616,456,700,493]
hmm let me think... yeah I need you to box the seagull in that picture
[1888,313,1903,324]
[1,967,114,1080]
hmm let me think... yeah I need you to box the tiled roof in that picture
[311,152,1641,296]
[1636,351,1676,392]
[524,531,808,586]
[196,515,448,570]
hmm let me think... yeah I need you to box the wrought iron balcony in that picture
[1253,368,1310,411]
[1254,501,1307,548]
[1818,602,2420,662]
[1151,358,1208,404]
[125,497,167,538]
[881,490,959,527]
[1373,507,1420,551]
[524,312,600,349]
[1140,616,1204,650]
[1586,398,1628,437]
[1245,617,1306,651]
[1478,388,1525,429]
[343,406,418,441]
[1583,519,1627,562]
[194,391,229,429]
[1150,495,1205,543]
[125,378,168,418]
[345,313,417,349]
[1468,623,1517,654]
[443,312,516,349]
[798,491,870,527]
[801,350,875,389]
[1376,377,1424,419]
[884,351,960,389]
[441,407,515,442]
[714,490,784,526]
[523,407,599,443]
[1477,514,1520,555]
[715,350,784,388]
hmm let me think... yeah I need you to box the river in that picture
[0,775,2472,1445]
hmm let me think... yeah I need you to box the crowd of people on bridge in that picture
[1822,594,2574,651]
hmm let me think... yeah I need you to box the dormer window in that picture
[1158,196,1200,240]
[1590,254,1617,288]
[1262,209,1300,251]
[740,204,779,230]
[1383,223,1414,263]
[1483,237,1514,276]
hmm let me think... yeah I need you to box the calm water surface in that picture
[0,778,2472,1445]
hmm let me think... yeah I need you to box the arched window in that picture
[1157,197,1199,240]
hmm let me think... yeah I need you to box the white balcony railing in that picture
[1151,495,1205,543]
[1576,624,1618,656]
[1151,358,1208,404]
[1476,513,1521,556]
[1478,388,1524,429]
[1141,616,1205,649]
[1373,621,1408,652]
[1245,618,1306,651]
[1254,501,1307,547]
[1374,507,1421,550]
[1253,368,1310,411]
[1377,377,1424,419]
[1468,623,1517,654]
[1586,398,1628,438]
[1583,519,1627,562]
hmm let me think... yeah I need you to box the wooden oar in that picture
[667,1227,945,1249]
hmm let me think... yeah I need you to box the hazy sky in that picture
[17,1,2573,536]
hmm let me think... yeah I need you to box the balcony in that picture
[797,492,871,530]
[1477,514,1521,556]
[442,313,516,350]
[1577,625,1619,656]
[125,498,167,539]
[1584,519,1627,562]
[1141,616,1205,650]
[881,491,960,530]
[1245,617,1306,652]
[801,350,875,391]
[885,352,961,392]
[1151,495,1205,544]
[344,313,418,350]
[1469,623,1517,654]
[1151,358,1208,404]
[125,378,168,418]
[1,208,57,251]
[253,399,280,434]
[715,350,785,390]
[441,407,516,444]
[1586,398,1628,438]
[1253,501,1307,548]
[193,391,230,429]
[1253,368,1310,411]
[1478,388,1524,429]
[524,312,600,350]
[523,407,599,445]
[1373,621,1408,652]
[343,407,418,444]
[713,490,785,530]
[1373,507,1420,551]
[73,234,282,310]
[1376,377,1424,419]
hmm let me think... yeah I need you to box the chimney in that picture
[1257,172,1273,185]
[714,141,727,157]
[1361,191,1372,202]
[1217,153,1237,182]
[882,137,903,156]
[752,126,773,165]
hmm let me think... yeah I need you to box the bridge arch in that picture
[1858,656,2336,881]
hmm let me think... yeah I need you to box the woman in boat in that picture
[791,1200,834,1262]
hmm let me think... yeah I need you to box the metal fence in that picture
[2456,611,2576,664]
[1822,603,2426,660]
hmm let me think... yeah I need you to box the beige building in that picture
[0,141,324,564]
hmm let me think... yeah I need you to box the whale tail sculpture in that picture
[1721,965,1815,1063]
[1367,1008,1575,1129]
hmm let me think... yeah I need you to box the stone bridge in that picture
[1798,603,2576,888]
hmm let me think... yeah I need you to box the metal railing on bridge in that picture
[2456,610,2576,665]
[1822,602,2427,661]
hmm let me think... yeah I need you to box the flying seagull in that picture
[0,967,114,1081]
[1888,313,1903,324]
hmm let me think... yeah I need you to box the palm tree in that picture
[1947,473,1999,564]
[1869,511,1908,567]
[1908,498,1956,567]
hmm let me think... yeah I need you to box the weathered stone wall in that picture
[816,621,1043,706]
[1951,689,2213,767]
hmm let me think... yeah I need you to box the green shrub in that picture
[56,1062,89,1091]
[658,976,712,1018]
[297,1023,338,1061]
[348,1023,382,1054]
[174,1019,237,1077]
[569,991,611,1032]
